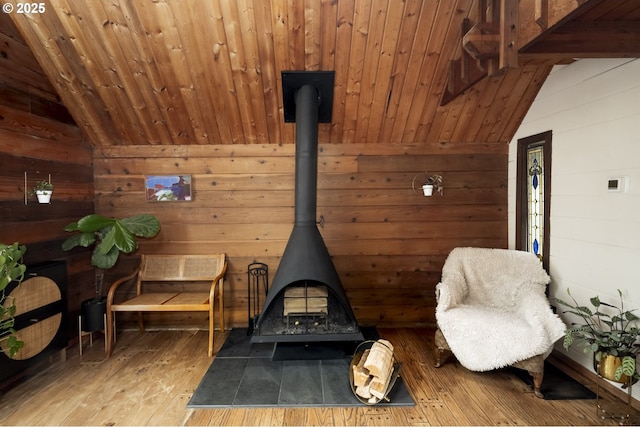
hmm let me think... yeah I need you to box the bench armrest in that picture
[107,268,141,308]
[209,261,228,301]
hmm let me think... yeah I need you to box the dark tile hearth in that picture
[187,328,415,408]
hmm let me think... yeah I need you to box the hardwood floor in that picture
[0,328,637,426]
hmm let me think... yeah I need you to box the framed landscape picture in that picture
[145,175,192,202]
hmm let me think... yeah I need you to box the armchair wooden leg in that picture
[434,328,452,367]
[435,347,452,368]
[512,355,545,398]
[530,371,544,399]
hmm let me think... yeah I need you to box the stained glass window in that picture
[527,146,544,260]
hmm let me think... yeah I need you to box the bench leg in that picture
[103,314,108,355]
[106,309,114,357]
[218,289,225,333]
[137,311,145,332]
[208,308,214,357]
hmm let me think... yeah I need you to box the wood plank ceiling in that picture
[4,0,640,148]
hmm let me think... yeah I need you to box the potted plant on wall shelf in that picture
[422,175,443,196]
[62,214,161,332]
[555,288,640,386]
[32,180,53,204]
[0,242,27,358]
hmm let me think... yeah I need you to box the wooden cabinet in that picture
[0,261,68,386]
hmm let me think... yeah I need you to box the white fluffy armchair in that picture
[434,247,566,397]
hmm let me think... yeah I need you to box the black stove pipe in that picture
[294,84,319,228]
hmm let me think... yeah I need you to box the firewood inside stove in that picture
[283,285,328,316]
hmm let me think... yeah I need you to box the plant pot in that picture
[80,296,107,332]
[36,190,52,204]
[422,184,434,196]
[595,353,630,384]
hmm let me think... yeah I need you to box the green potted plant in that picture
[422,174,443,196]
[32,180,54,204]
[62,214,161,331]
[555,288,640,386]
[0,242,27,358]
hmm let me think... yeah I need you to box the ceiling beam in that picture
[521,21,640,58]
[517,0,605,50]
[442,0,609,105]
[499,0,519,70]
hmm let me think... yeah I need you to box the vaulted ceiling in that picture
[2,0,639,147]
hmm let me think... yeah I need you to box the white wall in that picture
[508,58,640,399]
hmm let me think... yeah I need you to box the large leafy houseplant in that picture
[62,214,160,299]
[555,288,640,385]
[0,242,27,357]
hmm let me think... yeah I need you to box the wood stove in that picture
[251,71,363,344]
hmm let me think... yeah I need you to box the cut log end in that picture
[353,339,395,403]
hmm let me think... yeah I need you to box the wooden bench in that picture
[106,254,227,357]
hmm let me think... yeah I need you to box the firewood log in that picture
[369,365,394,400]
[355,378,372,399]
[352,349,371,387]
[363,339,394,379]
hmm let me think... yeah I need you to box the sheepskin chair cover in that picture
[435,247,566,372]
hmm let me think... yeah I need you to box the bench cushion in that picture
[111,292,210,311]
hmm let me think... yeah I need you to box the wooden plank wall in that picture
[0,13,95,339]
[94,142,507,330]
